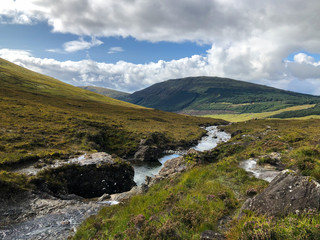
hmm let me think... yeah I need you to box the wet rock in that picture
[111,186,142,202]
[134,145,163,162]
[134,132,169,162]
[159,156,187,177]
[32,152,136,198]
[98,193,111,201]
[145,155,195,188]
[200,230,225,239]
[240,170,320,217]
[0,190,103,240]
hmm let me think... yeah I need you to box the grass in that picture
[0,58,225,167]
[79,86,129,99]
[228,211,320,239]
[125,76,320,113]
[73,153,267,240]
[202,104,315,122]
[74,118,320,239]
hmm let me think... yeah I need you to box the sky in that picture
[0,0,320,94]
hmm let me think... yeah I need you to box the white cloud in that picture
[63,37,103,53]
[108,47,124,54]
[46,37,103,54]
[1,47,320,95]
[1,1,320,94]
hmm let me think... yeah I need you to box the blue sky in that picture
[0,23,210,64]
[0,0,320,94]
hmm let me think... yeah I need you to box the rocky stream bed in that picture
[0,126,231,240]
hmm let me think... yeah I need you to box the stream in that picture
[239,158,281,182]
[0,126,230,240]
[133,126,231,185]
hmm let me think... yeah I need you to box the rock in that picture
[98,193,111,201]
[111,186,142,202]
[32,152,136,198]
[258,152,284,169]
[200,230,225,240]
[187,148,198,155]
[0,190,103,240]
[134,132,169,162]
[240,170,320,217]
[145,156,195,188]
[159,156,188,177]
[134,145,163,162]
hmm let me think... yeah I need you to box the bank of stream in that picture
[0,126,230,240]
[133,126,231,185]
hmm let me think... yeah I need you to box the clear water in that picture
[133,126,231,185]
[1,126,231,240]
[239,158,280,182]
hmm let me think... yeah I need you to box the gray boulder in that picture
[241,170,320,216]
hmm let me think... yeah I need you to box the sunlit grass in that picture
[0,58,224,166]
[74,118,320,239]
[202,104,315,122]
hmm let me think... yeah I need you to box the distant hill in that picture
[124,76,320,114]
[0,59,222,166]
[79,86,129,99]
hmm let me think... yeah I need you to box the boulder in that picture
[159,156,188,177]
[240,170,320,217]
[110,186,142,202]
[133,145,163,162]
[98,193,111,201]
[133,132,168,162]
[145,155,196,187]
[32,152,136,198]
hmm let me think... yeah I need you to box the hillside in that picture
[78,86,129,99]
[0,58,223,166]
[124,76,320,114]
[74,118,320,239]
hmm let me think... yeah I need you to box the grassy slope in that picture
[124,76,320,113]
[203,104,315,122]
[0,58,224,167]
[78,86,129,99]
[74,118,320,239]
[269,103,320,119]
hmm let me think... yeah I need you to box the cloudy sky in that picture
[1,0,320,94]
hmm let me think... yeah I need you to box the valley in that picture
[1,58,320,239]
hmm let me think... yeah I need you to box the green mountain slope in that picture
[78,86,129,99]
[269,104,320,119]
[0,59,223,166]
[124,76,320,114]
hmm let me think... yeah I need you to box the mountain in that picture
[78,86,129,99]
[0,58,222,166]
[124,76,320,114]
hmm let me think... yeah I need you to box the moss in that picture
[73,150,266,240]
[0,58,224,167]
[228,211,320,240]
[74,118,320,239]
[0,170,32,194]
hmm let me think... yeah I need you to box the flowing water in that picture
[0,126,231,240]
[239,158,281,182]
[133,126,231,185]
